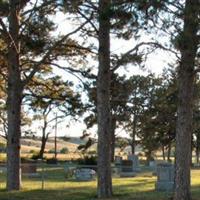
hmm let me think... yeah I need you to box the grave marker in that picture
[155,163,174,192]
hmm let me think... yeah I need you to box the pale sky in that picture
[31,12,176,138]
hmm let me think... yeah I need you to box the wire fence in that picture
[0,162,135,190]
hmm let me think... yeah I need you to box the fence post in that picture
[41,161,45,190]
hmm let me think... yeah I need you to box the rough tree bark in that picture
[6,0,22,190]
[110,116,116,162]
[174,1,199,200]
[97,0,112,198]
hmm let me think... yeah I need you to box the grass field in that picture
[1,167,200,200]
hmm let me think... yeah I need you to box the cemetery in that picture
[0,155,200,200]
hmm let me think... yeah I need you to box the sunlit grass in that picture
[1,168,200,200]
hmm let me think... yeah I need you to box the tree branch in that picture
[21,16,92,87]
[111,41,180,72]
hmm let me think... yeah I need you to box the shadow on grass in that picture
[2,177,200,200]
[0,186,97,200]
[0,180,173,200]
[191,184,200,200]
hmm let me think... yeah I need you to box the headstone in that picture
[193,163,200,168]
[114,156,122,175]
[74,168,96,181]
[128,155,140,172]
[21,163,37,174]
[149,161,156,168]
[155,163,174,192]
[21,159,41,178]
[149,160,157,175]
[115,156,122,165]
[120,160,136,177]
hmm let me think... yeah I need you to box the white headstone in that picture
[74,168,96,181]
[128,154,140,172]
[155,163,174,192]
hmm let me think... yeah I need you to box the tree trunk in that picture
[39,121,48,159]
[6,0,22,190]
[38,136,47,159]
[54,114,57,160]
[162,145,166,161]
[110,116,116,162]
[174,1,199,200]
[131,114,137,155]
[167,142,171,162]
[97,0,112,198]
[146,150,152,164]
[39,135,48,159]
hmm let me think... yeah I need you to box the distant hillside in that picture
[1,136,142,155]
[0,136,6,144]
[59,137,87,145]
[20,137,84,153]
[0,136,89,153]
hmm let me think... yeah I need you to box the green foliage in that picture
[77,156,97,166]
[0,0,9,16]
[48,149,55,154]
[60,147,69,154]
[115,137,129,151]
[77,138,94,152]
[30,153,41,160]
[46,158,58,164]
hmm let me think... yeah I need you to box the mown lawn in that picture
[0,167,200,200]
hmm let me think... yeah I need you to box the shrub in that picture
[46,158,58,164]
[30,153,40,160]
[48,149,55,153]
[60,147,69,154]
[77,156,97,166]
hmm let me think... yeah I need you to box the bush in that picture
[48,149,55,153]
[46,158,58,164]
[60,147,69,154]
[30,153,40,160]
[77,156,97,166]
